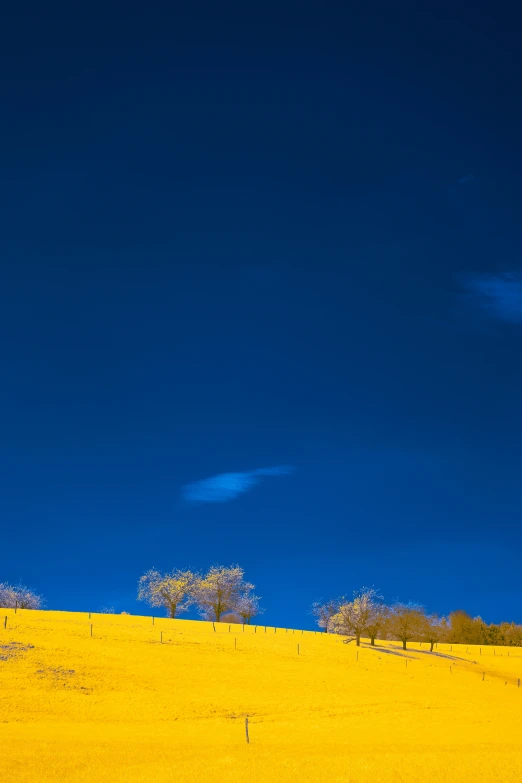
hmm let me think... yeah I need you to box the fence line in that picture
[3,611,522,689]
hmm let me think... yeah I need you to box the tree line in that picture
[311,588,522,649]
[2,569,522,648]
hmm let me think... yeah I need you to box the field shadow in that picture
[361,644,470,663]
[412,648,472,662]
[360,644,416,659]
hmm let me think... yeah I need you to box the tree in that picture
[137,568,199,619]
[422,613,448,652]
[387,601,426,650]
[447,610,486,645]
[310,598,340,633]
[365,601,390,646]
[331,587,383,647]
[0,582,44,610]
[500,622,522,647]
[235,589,264,625]
[484,623,505,646]
[192,564,253,622]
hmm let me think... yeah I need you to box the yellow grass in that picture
[1,609,521,782]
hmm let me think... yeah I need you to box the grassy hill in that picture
[1,608,521,782]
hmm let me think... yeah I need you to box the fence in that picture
[3,609,522,690]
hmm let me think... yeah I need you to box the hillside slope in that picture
[1,608,521,782]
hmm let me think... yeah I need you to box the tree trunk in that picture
[169,605,176,619]
[402,639,407,650]
[430,640,434,652]
[370,635,376,646]
[356,634,361,647]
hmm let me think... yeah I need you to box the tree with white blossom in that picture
[192,564,255,622]
[0,582,44,610]
[331,587,383,647]
[137,568,199,619]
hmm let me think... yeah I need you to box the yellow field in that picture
[1,608,521,782]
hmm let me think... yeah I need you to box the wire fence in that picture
[2,609,522,690]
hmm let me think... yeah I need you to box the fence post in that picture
[213,622,216,632]
[518,678,520,688]
[229,625,231,633]
[245,717,249,744]
[15,601,17,614]
[3,616,6,629]
[152,617,154,625]
[161,631,163,644]
[482,672,485,681]
[90,624,93,637]
[234,637,237,650]
[297,644,300,655]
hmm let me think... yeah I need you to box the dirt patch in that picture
[0,642,35,661]
[36,666,76,679]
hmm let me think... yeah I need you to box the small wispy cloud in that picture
[457,174,475,185]
[459,271,522,325]
[182,465,296,505]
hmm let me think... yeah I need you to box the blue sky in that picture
[2,2,522,627]
[460,273,522,325]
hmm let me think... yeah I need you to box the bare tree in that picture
[387,601,426,650]
[137,568,199,619]
[192,564,253,622]
[331,587,382,647]
[365,601,390,646]
[310,598,340,633]
[98,606,116,614]
[235,589,264,625]
[422,613,448,652]
[0,582,44,610]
